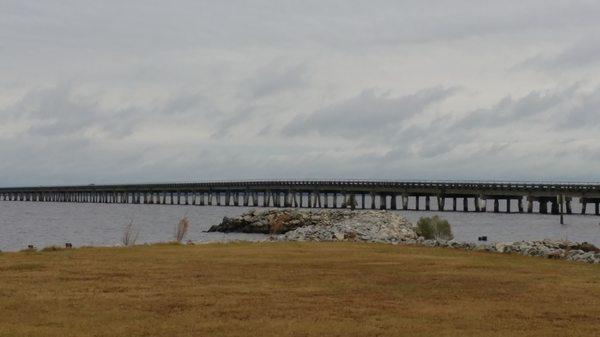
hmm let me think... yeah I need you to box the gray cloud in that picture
[1,85,141,138]
[244,63,309,99]
[283,87,456,139]
[452,88,574,131]
[561,87,600,129]
[517,39,600,71]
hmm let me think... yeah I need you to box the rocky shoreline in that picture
[209,209,600,264]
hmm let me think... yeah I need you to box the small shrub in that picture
[122,221,140,247]
[416,216,454,241]
[41,245,65,252]
[175,217,189,243]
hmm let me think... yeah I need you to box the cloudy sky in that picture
[2,0,600,186]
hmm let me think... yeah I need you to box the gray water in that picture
[1,201,599,251]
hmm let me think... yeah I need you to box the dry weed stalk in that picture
[175,217,189,243]
[122,221,140,247]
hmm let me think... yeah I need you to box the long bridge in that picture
[1,180,600,215]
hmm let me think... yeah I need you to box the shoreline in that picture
[4,239,600,265]
[7,208,597,264]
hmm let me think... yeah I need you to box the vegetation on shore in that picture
[416,215,454,241]
[0,242,599,337]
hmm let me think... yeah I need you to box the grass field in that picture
[1,242,599,337]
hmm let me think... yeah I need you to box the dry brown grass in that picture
[0,242,599,337]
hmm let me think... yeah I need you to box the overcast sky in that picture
[2,1,600,186]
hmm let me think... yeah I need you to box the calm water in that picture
[1,201,599,251]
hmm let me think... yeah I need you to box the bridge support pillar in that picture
[493,199,499,213]
[348,193,354,209]
[463,197,468,212]
[506,199,511,213]
[380,194,386,210]
[539,200,548,214]
[527,196,533,213]
[391,195,397,210]
[551,200,559,215]
[452,198,457,211]
[333,193,338,208]
[596,203,600,216]
[581,199,587,214]
[437,196,445,211]
[565,197,572,214]
[518,198,524,213]
[425,196,430,211]
[415,196,420,210]
[402,194,408,210]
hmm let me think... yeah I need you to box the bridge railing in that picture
[1,179,600,191]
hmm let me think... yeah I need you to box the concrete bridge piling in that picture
[1,181,599,216]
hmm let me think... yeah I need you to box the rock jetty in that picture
[208,209,418,243]
[209,209,600,264]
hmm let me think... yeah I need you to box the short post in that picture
[558,194,564,225]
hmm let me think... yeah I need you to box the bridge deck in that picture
[1,180,600,215]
